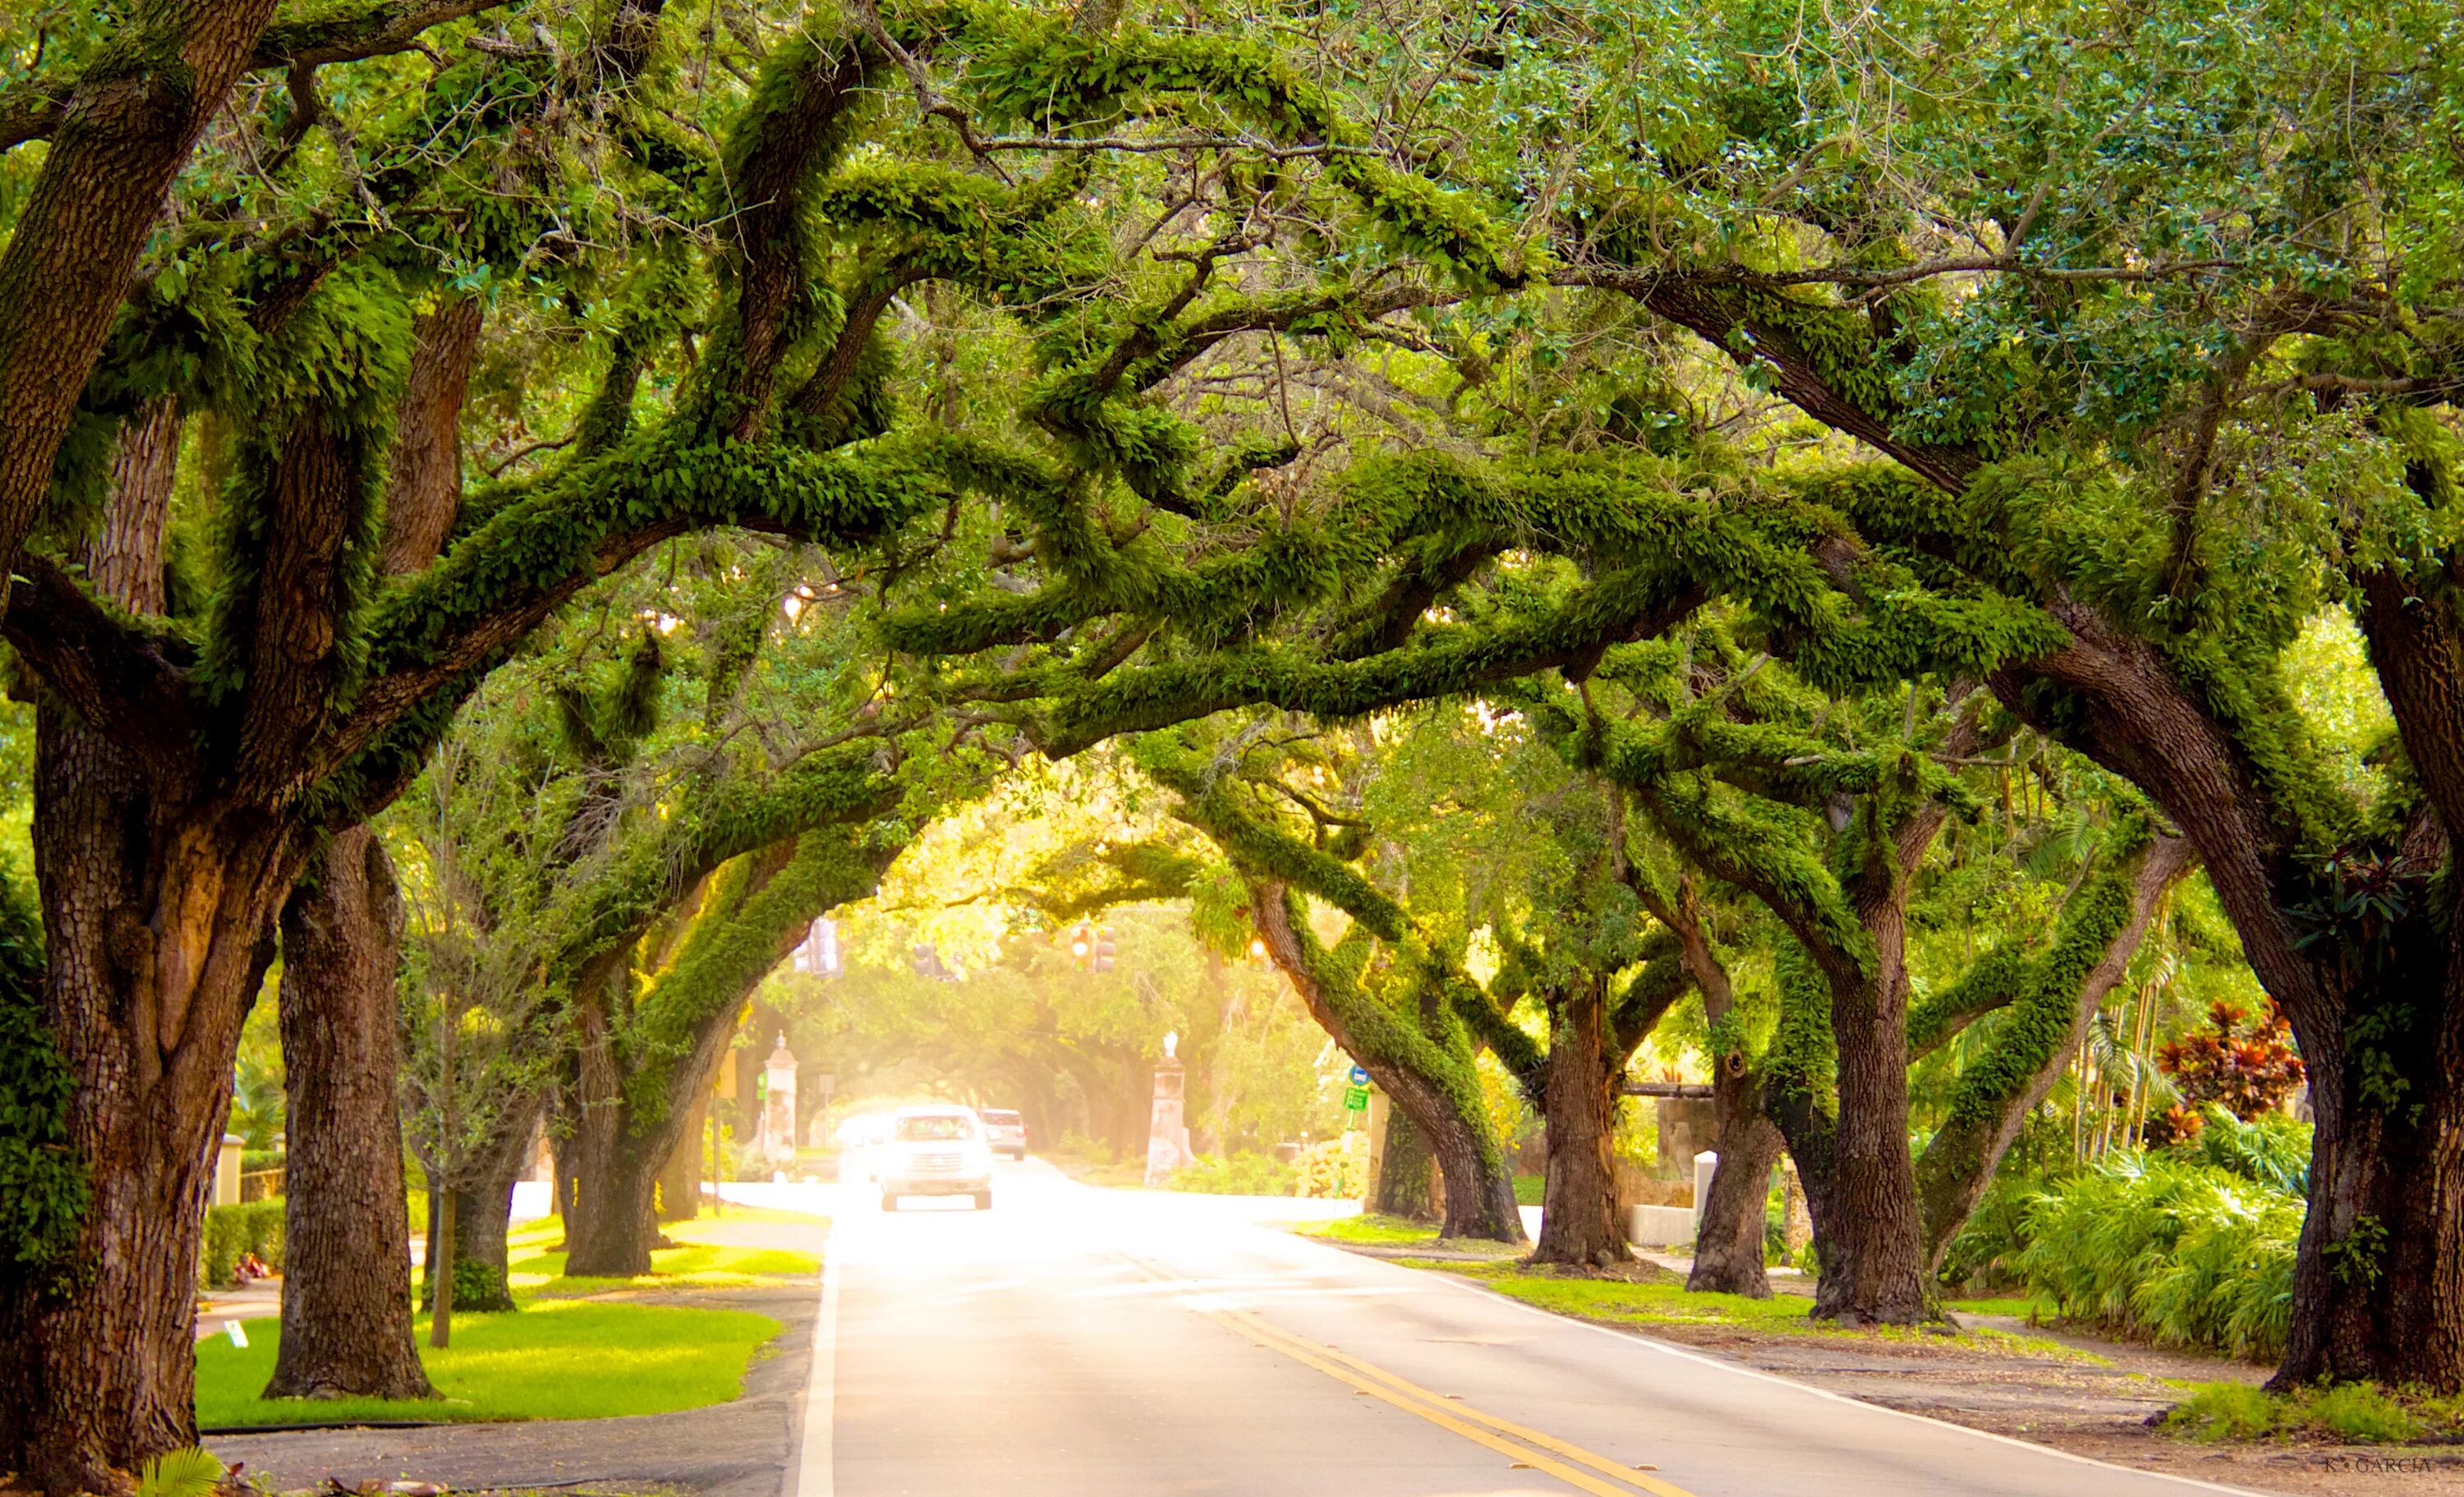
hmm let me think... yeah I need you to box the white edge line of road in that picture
[1354,1242,2279,1497]
[791,1227,840,1497]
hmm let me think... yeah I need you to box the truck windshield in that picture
[896,1115,975,1141]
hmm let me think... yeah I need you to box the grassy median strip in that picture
[508,1209,824,1297]
[195,1299,783,1428]
[1291,1214,1527,1255]
[1395,1258,2094,1360]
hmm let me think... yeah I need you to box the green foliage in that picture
[2179,1106,2313,1197]
[1291,1133,1369,1200]
[422,1252,515,1316]
[132,1448,224,1497]
[200,1200,287,1289]
[2006,1155,2300,1361]
[2165,1382,2279,1441]
[196,1301,783,1429]
[0,862,85,1297]
[2167,1380,2430,1445]
[1166,1152,1294,1196]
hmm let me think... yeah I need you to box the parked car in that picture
[979,1108,1027,1159]
[834,1114,892,1182]
[879,1106,995,1210]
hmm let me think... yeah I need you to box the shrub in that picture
[2167,1382,2278,1440]
[1056,1131,1118,1165]
[1166,1153,1294,1196]
[200,1199,286,1288]
[2181,1105,2311,1196]
[2153,1000,2305,1132]
[1291,1133,1368,1199]
[2310,1384,2420,1444]
[1938,1169,2048,1290]
[422,1251,515,1312]
[2167,1380,2427,1445]
[2010,1155,2299,1360]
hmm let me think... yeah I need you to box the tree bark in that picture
[264,826,434,1400]
[658,1094,705,1223]
[1532,980,1626,1266]
[2273,961,2464,1389]
[1373,1102,1439,1221]
[379,299,483,574]
[1690,1057,1784,1297]
[0,393,312,1486]
[561,1132,664,1278]
[1800,957,1931,1325]
[422,1171,519,1314]
[0,717,300,1489]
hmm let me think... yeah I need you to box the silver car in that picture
[979,1108,1027,1159]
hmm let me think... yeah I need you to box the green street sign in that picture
[1343,1083,1370,1111]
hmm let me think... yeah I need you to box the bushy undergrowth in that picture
[2177,1107,2312,1196]
[1291,1133,1368,1199]
[2013,1155,2301,1359]
[2169,1380,2451,1444]
[1166,1152,1294,1195]
[1943,1110,2310,1361]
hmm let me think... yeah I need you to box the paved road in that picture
[816,1161,2259,1497]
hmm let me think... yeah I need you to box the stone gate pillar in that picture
[761,1033,798,1178]
[1143,1031,1195,1186]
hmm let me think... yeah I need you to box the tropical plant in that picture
[132,1449,223,1497]
[2146,1003,2306,1144]
[2009,1154,2301,1362]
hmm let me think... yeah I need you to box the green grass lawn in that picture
[1946,1295,2056,1320]
[195,1299,781,1429]
[1402,1259,2094,1360]
[1295,1213,1441,1246]
[505,1210,823,1296]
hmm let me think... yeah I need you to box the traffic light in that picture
[1092,925,1115,972]
[1069,922,1092,964]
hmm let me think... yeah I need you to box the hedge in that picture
[200,1199,286,1288]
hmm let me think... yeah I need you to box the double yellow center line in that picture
[1122,1252,1699,1497]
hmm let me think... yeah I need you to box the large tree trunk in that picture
[0,398,311,1485]
[2273,960,2464,1389]
[1808,964,1930,1325]
[1418,1089,1524,1242]
[1532,980,1625,1266]
[0,717,299,1488]
[265,827,433,1400]
[562,1132,664,1278]
[1690,1057,1784,1297]
[559,957,663,1278]
[1248,886,1521,1242]
[1373,1102,1439,1221]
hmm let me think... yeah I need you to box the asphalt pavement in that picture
[811,1160,2267,1497]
